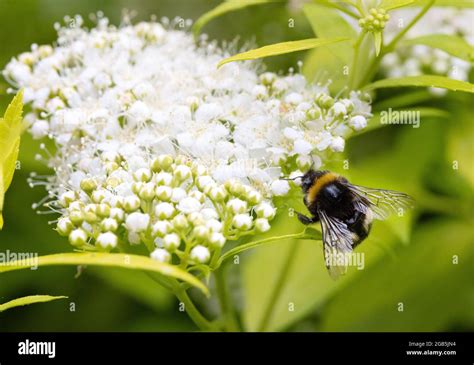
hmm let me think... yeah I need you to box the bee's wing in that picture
[345,184,414,220]
[318,209,354,279]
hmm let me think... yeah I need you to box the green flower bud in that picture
[69,228,88,247]
[84,211,98,223]
[133,168,152,182]
[57,217,74,236]
[139,183,156,201]
[151,155,173,172]
[80,178,97,193]
[155,185,172,201]
[163,233,181,251]
[91,190,106,203]
[59,191,76,208]
[192,225,210,241]
[69,210,84,225]
[101,218,119,232]
[172,214,188,230]
[123,195,141,212]
[97,203,111,218]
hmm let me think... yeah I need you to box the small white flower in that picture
[232,214,253,230]
[150,248,171,263]
[172,214,188,229]
[226,198,248,214]
[206,219,223,232]
[174,164,192,181]
[177,197,202,214]
[128,100,151,123]
[59,191,76,207]
[154,202,175,219]
[209,232,226,248]
[196,176,215,190]
[30,120,49,139]
[190,245,210,263]
[96,232,118,249]
[201,208,219,220]
[349,115,367,131]
[133,168,152,182]
[69,228,88,247]
[293,139,313,155]
[171,188,187,203]
[330,136,345,152]
[255,202,276,219]
[155,172,173,186]
[152,220,172,237]
[125,212,150,232]
[209,186,227,201]
[123,195,141,212]
[331,102,347,116]
[101,218,119,232]
[255,218,271,232]
[271,180,290,196]
[110,208,125,222]
[193,225,210,240]
[155,185,172,201]
[57,217,73,236]
[163,233,181,251]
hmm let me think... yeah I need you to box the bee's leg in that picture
[296,212,319,225]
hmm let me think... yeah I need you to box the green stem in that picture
[257,241,301,332]
[170,279,219,332]
[214,265,240,332]
[349,32,365,91]
[212,231,307,270]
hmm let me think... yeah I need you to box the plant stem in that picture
[214,265,240,332]
[257,241,301,332]
[349,32,365,91]
[170,279,218,332]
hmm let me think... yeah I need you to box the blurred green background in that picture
[0,0,473,332]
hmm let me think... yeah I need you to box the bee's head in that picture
[301,169,327,193]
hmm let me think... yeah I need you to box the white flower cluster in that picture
[3,15,371,264]
[54,153,275,265]
[382,7,473,92]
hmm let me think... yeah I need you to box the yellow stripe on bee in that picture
[307,172,339,205]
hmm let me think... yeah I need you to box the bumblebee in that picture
[290,169,413,277]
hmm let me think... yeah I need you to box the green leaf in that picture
[218,37,349,67]
[302,4,356,92]
[321,219,474,331]
[0,90,24,230]
[414,0,474,7]
[215,230,312,269]
[379,0,415,10]
[363,75,474,93]
[401,34,474,62]
[0,295,67,312]
[0,252,209,295]
[90,268,174,311]
[192,0,273,37]
[374,31,382,56]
